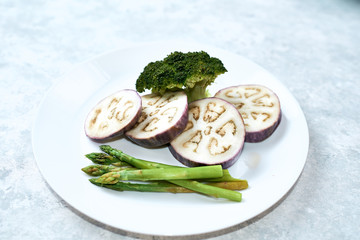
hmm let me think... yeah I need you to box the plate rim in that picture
[31,41,309,237]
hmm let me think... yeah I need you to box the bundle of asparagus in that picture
[82,145,248,202]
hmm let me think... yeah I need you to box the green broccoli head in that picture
[136,51,227,102]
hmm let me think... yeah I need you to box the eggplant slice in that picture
[125,91,188,147]
[169,97,246,169]
[84,89,142,141]
[215,85,281,143]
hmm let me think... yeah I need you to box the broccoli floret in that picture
[136,51,227,102]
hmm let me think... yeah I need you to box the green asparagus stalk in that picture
[81,165,136,176]
[83,164,248,189]
[87,151,245,182]
[99,145,186,169]
[207,180,248,190]
[99,145,243,202]
[90,179,248,193]
[85,153,132,167]
[202,169,246,182]
[91,179,198,193]
[95,165,223,184]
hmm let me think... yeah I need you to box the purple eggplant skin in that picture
[84,89,142,142]
[169,141,244,169]
[245,111,282,143]
[125,103,189,148]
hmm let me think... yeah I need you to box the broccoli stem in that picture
[185,84,211,102]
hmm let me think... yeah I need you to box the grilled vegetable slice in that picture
[215,85,281,142]
[125,91,188,147]
[169,97,246,169]
[84,89,142,141]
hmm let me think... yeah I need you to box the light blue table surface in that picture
[1,1,359,239]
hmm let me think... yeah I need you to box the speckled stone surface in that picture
[1,0,359,239]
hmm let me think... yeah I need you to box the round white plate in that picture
[32,41,309,237]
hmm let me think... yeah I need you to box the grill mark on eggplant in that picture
[204,126,212,135]
[133,111,148,128]
[240,112,248,118]
[183,130,202,153]
[189,106,200,121]
[250,112,271,122]
[215,120,236,137]
[208,137,231,156]
[107,97,122,109]
[161,107,178,123]
[234,102,245,109]
[183,121,194,132]
[108,108,116,119]
[157,94,177,108]
[244,87,261,98]
[252,93,274,107]
[99,121,109,130]
[149,109,160,116]
[115,101,134,122]
[262,113,271,122]
[250,112,258,120]
[147,95,162,106]
[142,117,159,132]
[90,109,102,128]
[107,101,134,123]
[225,90,242,98]
[203,102,226,123]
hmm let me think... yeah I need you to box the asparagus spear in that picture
[84,164,248,189]
[207,181,248,190]
[85,153,132,167]
[81,165,136,176]
[202,170,245,182]
[87,151,245,182]
[90,179,248,193]
[99,145,243,202]
[95,165,223,184]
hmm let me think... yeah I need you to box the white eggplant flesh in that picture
[84,89,142,141]
[169,97,246,169]
[125,91,188,147]
[215,84,281,143]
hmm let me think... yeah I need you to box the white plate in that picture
[32,41,309,237]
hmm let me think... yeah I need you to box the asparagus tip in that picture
[99,145,110,151]
[89,178,102,186]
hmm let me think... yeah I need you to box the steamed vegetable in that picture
[85,152,132,166]
[125,91,188,147]
[135,51,227,102]
[169,97,246,169]
[94,165,223,184]
[215,85,281,142]
[89,179,248,193]
[86,151,245,182]
[100,145,243,201]
[84,89,142,141]
[81,164,136,176]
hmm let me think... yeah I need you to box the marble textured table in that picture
[1,0,359,239]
